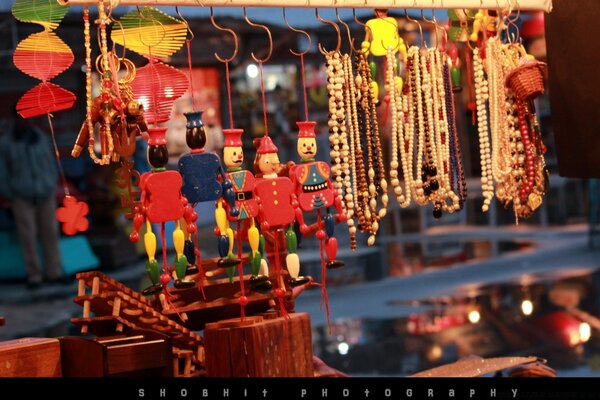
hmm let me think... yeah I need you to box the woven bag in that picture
[505,58,547,101]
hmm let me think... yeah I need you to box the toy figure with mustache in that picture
[216,128,270,291]
[290,121,346,270]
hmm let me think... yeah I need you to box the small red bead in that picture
[129,231,139,243]
[316,230,326,240]
[213,227,221,236]
[160,273,171,285]
[274,288,285,298]
[239,296,249,307]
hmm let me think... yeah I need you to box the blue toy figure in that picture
[178,110,239,274]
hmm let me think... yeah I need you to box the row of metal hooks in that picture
[103,3,524,69]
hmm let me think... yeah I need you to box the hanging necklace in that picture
[473,45,494,212]
[386,45,405,207]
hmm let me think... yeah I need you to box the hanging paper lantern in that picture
[132,61,189,125]
[12,0,69,31]
[111,6,188,60]
[13,31,74,81]
[16,83,76,119]
[12,0,75,118]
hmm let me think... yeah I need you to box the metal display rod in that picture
[58,0,553,13]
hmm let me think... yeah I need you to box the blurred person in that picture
[0,112,64,289]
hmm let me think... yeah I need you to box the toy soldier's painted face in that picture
[223,145,244,169]
[258,153,281,175]
[297,137,317,160]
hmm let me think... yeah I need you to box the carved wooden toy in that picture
[361,8,407,99]
[253,136,306,290]
[216,128,269,291]
[290,121,347,271]
[130,127,196,295]
[178,111,239,277]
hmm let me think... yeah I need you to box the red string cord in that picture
[193,227,206,300]
[186,39,196,110]
[225,61,234,129]
[258,61,269,137]
[237,221,246,321]
[274,229,288,319]
[300,53,309,121]
[46,114,70,197]
[465,46,476,126]
[317,210,332,334]
[149,50,158,127]
[381,55,390,126]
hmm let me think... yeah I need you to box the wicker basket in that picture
[505,59,546,101]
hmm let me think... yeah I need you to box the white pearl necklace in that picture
[473,47,494,212]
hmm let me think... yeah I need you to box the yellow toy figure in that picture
[470,10,497,42]
[361,9,407,102]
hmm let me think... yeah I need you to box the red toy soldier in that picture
[290,121,347,269]
[253,136,307,288]
[130,127,196,295]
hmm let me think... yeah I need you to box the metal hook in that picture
[336,9,360,54]
[507,0,522,44]
[315,8,341,56]
[243,7,273,64]
[421,9,437,49]
[210,7,239,63]
[175,6,195,42]
[135,6,166,53]
[405,9,424,49]
[283,8,311,57]
[353,9,373,55]
[109,13,127,61]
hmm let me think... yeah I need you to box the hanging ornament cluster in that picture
[9,1,551,327]
[12,0,89,236]
[330,9,467,248]
[12,0,76,118]
[476,35,548,222]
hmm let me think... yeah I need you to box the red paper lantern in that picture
[132,60,189,125]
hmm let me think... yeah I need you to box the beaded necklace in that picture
[386,46,404,206]
[410,46,429,206]
[473,46,494,211]
[342,53,358,249]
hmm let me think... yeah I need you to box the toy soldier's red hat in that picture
[223,128,244,147]
[296,121,317,138]
[257,135,278,154]
[147,126,167,146]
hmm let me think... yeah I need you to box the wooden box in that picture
[0,337,61,377]
[204,312,314,377]
[59,329,173,377]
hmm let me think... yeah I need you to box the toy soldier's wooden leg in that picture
[250,227,272,293]
[325,208,344,269]
[182,206,199,275]
[174,221,195,289]
[142,221,163,295]
[286,225,309,287]
[183,238,199,275]
[215,200,240,277]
